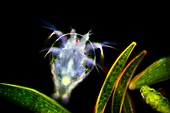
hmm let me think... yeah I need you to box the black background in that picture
[0,2,170,113]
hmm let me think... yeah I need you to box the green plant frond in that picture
[0,83,71,113]
[129,56,170,90]
[94,42,137,113]
[112,50,147,113]
[123,92,135,113]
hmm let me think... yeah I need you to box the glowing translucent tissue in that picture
[44,28,113,103]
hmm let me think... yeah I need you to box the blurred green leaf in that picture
[94,42,136,113]
[112,50,146,113]
[123,92,135,113]
[0,83,71,113]
[129,56,170,90]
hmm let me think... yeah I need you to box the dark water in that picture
[0,3,169,113]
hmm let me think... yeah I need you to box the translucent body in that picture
[44,28,112,103]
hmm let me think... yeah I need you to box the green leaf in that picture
[94,42,137,113]
[123,92,135,113]
[129,56,170,90]
[0,83,71,113]
[112,50,147,113]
